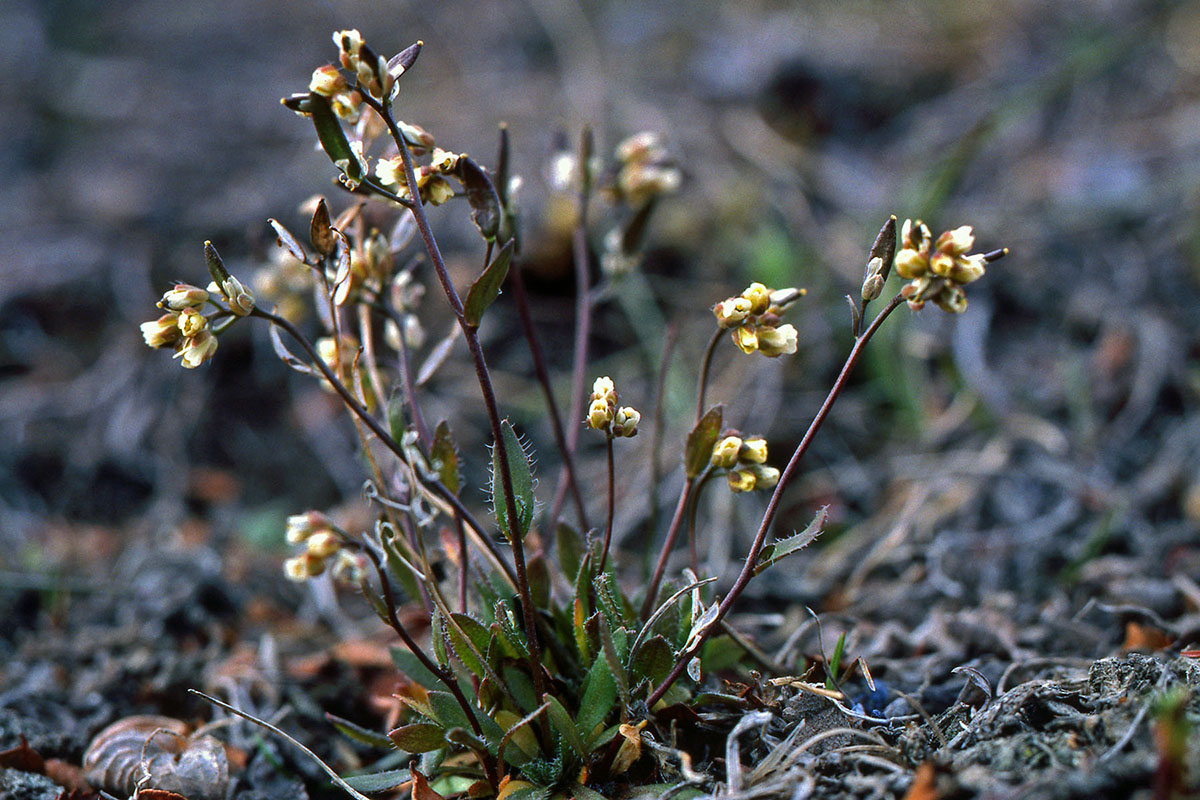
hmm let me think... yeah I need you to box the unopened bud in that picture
[306,531,341,559]
[158,283,209,311]
[309,64,348,97]
[727,469,756,493]
[612,406,640,437]
[141,313,182,348]
[713,297,752,328]
[588,398,613,430]
[756,324,798,357]
[738,436,768,464]
[742,282,771,315]
[711,436,743,469]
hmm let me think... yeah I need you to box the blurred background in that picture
[2,0,1199,631]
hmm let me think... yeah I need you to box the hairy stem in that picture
[359,90,544,696]
[647,293,906,706]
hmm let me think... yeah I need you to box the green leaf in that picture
[430,421,460,494]
[426,691,472,731]
[754,506,827,576]
[445,614,491,680]
[597,616,630,706]
[502,663,540,714]
[390,646,440,688]
[307,92,363,183]
[340,769,410,793]
[463,239,514,328]
[526,555,550,610]
[327,712,393,749]
[700,634,743,675]
[387,394,408,447]
[388,723,446,753]
[457,156,501,241]
[544,696,586,760]
[593,573,630,632]
[630,635,674,686]
[576,658,616,746]
[555,523,583,584]
[490,419,535,541]
[684,405,723,478]
[431,612,450,669]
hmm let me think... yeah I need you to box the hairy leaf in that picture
[340,769,410,793]
[576,657,617,746]
[490,419,535,541]
[630,635,674,686]
[430,421,460,494]
[388,723,446,753]
[754,506,827,575]
[544,696,586,760]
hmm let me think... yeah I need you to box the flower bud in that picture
[732,325,758,354]
[742,282,771,315]
[141,313,182,348]
[756,324,798,357]
[894,248,929,279]
[591,376,616,402]
[309,64,348,97]
[711,436,743,469]
[933,285,968,314]
[174,329,218,368]
[284,552,326,582]
[738,436,768,464]
[208,275,255,316]
[947,253,986,285]
[330,550,367,583]
[286,510,332,544]
[769,287,806,309]
[612,406,640,437]
[727,469,756,493]
[334,29,364,70]
[306,530,341,559]
[713,297,752,328]
[747,464,780,490]
[588,398,613,430]
[935,225,974,256]
[158,283,209,310]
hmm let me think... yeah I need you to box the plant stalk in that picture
[647,293,905,706]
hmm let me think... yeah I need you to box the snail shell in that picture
[83,715,228,800]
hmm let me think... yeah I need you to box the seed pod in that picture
[83,716,228,800]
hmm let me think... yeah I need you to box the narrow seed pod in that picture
[83,715,228,800]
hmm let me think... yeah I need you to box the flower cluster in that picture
[585,377,640,437]
[712,282,804,357]
[374,136,462,206]
[140,283,219,368]
[333,29,393,102]
[610,132,681,207]
[895,220,991,313]
[283,511,364,582]
[709,433,780,493]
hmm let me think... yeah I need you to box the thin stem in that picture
[694,328,724,423]
[358,541,485,738]
[358,89,544,697]
[253,307,516,589]
[599,434,616,572]
[510,261,590,531]
[550,133,595,528]
[640,477,696,619]
[380,301,432,448]
[644,322,678,574]
[686,468,716,575]
[647,293,906,706]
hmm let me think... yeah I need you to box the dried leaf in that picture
[268,218,308,263]
[457,156,501,241]
[0,736,44,772]
[310,198,335,257]
[416,322,461,386]
[867,215,897,285]
[902,763,938,800]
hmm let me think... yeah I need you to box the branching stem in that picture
[647,293,906,706]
